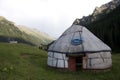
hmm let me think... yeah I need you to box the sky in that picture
[0,0,111,38]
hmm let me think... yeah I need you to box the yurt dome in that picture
[47,24,112,71]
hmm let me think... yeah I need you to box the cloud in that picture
[0,0,111,38]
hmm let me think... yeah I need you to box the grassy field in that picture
[0,43,120,80]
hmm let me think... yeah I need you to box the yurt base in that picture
[47,66,111,72]
[82,67,112,72]
[48,65,112,72]
[47,65,69,72]
[47,54,112,72]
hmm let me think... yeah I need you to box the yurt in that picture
[47,22,112,71]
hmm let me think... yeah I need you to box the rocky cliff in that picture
[73,0,120,52]
[73,0,120,26]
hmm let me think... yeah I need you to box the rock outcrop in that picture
[73,0,120,26]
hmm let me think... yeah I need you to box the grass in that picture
[0,42,120,80]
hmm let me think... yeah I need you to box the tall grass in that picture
[0,42,120,80]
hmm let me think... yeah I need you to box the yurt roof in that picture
[48,25,111,54]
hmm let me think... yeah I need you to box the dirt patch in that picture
[20,53,32,58]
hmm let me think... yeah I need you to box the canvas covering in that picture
[47,52,68,68]
[48,25,111,53]
[84,52,112,69]
[47,24,112,69]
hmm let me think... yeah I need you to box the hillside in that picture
[0,43,120,80]
[73,0,120,52]
[17,25,54,45]
[0,16,54,46]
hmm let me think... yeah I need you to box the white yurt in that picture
[47,22,112,71]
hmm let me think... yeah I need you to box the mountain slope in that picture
[73,0,120,52]
[0,16,54,46]
[17,25,54,45]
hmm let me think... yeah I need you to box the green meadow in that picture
[0,42,120,80]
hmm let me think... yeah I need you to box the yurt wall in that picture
[83,52,112,69]
[47,52,68,68]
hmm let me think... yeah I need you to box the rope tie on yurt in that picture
[89,58,92,67]
[71,27,83,45]
[62,54,65,68]
[99,52,105,62]
[56,58,58,67]
[80,27,88,68]
[67,32,76,53]
[68,28,83,53]
[79,26,84,53]
[52,52,54,66]
[69,26,84,53]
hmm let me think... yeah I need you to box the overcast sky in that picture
[0,0,111,38]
